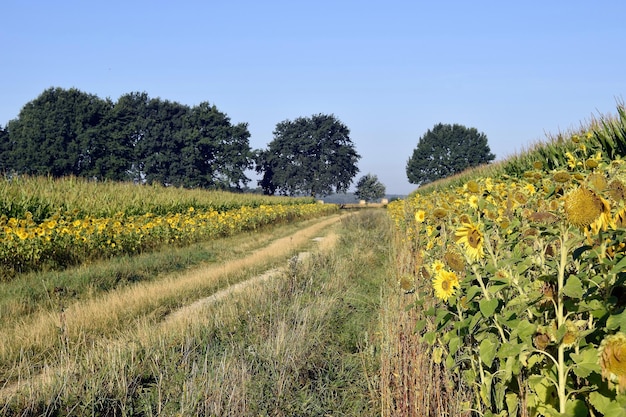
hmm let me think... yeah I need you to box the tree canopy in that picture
[354,173,386,202]
[256,114,360,196]
[1,87,252,190]
[406,123,495,186]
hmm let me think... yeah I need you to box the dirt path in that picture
[0,213,347,401]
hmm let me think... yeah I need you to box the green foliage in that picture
[1,88,254,190]
[6,87,111,177]
[256,113,361,196]
[390,105,626,415]
[355,173,386,202]
[406,123,495,186]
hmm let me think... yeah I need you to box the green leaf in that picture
[566,398,588,417]
[498,340,522,359]
[480,338,497,368]
[448,335,461,356]
[515,319,537,343]
[610,255,626,277]
[466,285,482,302]
[414,319,427,333]
[423,331,437,345]
[571,347,602,378]
[480,298,499,317]
[607,309,626,331]
[506,392,519,416]
[589,392,626,417]
[563,275,584,299]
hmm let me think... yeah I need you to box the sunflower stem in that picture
[555,224,570,414]
[472,265,508,343]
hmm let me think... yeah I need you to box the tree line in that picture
[0,87,496,196]
[0,87,363,196]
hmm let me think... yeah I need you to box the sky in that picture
[1,1,625,195]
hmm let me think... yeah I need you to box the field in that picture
[3,104,626,416]
[385,104,626,416]
[0,178,388,416]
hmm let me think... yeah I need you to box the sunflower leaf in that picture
[479,338,497,368]
[563,275,584,299]
[479,298,499,317]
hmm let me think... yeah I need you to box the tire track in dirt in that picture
[0,213,348,401]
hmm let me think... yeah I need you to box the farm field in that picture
[0,179,390,416]
[4,105,626,416]
[384,105,626,416]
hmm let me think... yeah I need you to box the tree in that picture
[182,102,252,190]
[7,87,110,177]
[0,124,13,173]
[95,91,151,182]
[354,173,386,202]
[256,114,360,196]
[406,123,495,186]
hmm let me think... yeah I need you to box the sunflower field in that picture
[0,177,337,280]
[388,106,626,416]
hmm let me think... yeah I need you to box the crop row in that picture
[0,175,315,222]
[1,202,337,280]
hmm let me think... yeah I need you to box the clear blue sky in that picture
[1,1,625,195]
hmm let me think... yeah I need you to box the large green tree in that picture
[95,91,150,182]
[6,87,110,177]
[354,173,386,202]
[2,88,253,190]
[256,114,360,196]
[0,124,12,173]
[406,123,495,186]
[181,102,252,190]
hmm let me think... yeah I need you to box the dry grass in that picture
[0,214,346,395]
[380,233,471,416]
[1,210,383,417]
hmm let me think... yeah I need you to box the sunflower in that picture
[608,179,626,201]
[444,249,465,272]
[589,196,614,234]
[466,180,480,193]
[599,333,626,393]
[564,187,604,228]
[415,210,426,224]
[454,221,485,262]
[432,269,459,302]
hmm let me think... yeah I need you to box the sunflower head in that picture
[432,269,459,302]
[553,171,571,183]
[564,187,604,228]
[608,179,626,202]
[588,172,607,191]
[454,221,485,262]
[466,180,480,193]
[599,333,626,393]
[444,249,465,272]
[433,207,448,219]
[400,274,415,293]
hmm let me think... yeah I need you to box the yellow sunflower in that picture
[432,269,459,302]
[564,187,604,228]
[455,221,485,262]
[599,333,626,393]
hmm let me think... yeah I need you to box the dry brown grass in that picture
[380,233,471,416]
[0,214,347,398]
